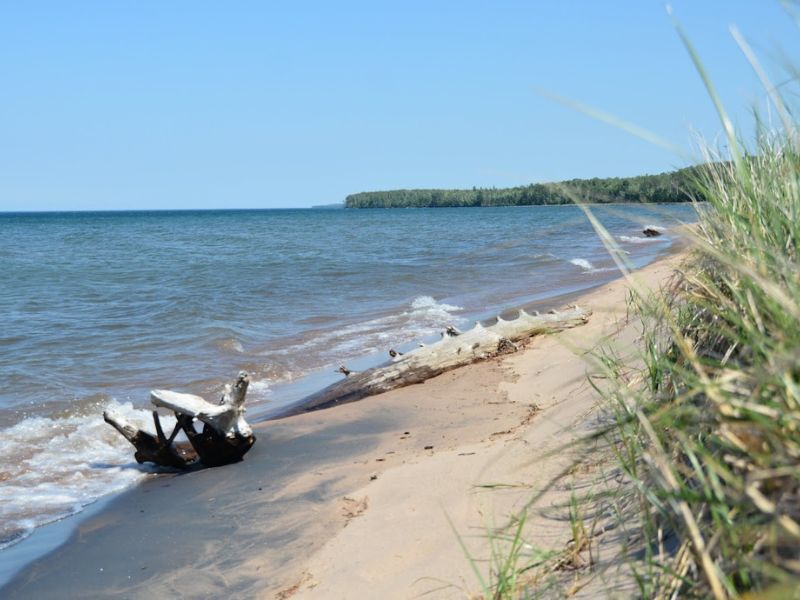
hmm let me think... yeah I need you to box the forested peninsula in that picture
[345,165,702,208]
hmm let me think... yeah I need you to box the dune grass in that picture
[468,15,800,600]
[588,15,800,596]
[574,130,799,599]
[602,134,800,598]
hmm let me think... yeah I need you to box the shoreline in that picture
[0,278,604,589]
[260,238,682,421]
[0,238,689,598]
[0,235,680,590]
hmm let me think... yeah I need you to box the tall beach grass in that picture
[593,13,800,597]
[596,130,800,598]
[468,12,800,599]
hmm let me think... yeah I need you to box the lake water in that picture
[0,203,697,550]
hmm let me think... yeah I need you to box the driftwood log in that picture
[296,305,591,413]
[104,371,256,469]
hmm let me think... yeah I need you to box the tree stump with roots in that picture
[104,371,256,469]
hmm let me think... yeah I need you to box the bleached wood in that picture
[105,371,255,468]
[103,408,194,468]
[297,305,591,412]
[150,371,252,439]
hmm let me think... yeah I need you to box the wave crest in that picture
[569,258,595,271]
[0,400,157,550]
[619,235,668,244]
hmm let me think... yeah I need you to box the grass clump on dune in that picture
[608,132,800,599]
[477,23,800,600]
[457,13,800,599]
[599,65,800,597]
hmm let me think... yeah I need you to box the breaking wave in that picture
[569,258,619,274]
[264,296,464,373]
[245,378,272,402]
[618,235,668,244]
[409,295,462,317]
[569,258,595,271]
[0,401,161,550]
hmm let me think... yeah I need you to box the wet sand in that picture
[1,248,686,599]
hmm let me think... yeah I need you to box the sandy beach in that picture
[1,249,685,599]
[3,2,794,596]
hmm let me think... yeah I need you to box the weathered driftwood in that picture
[104,371,256,469]
[297,305,591,413]
[103,409,196,469]
[151,372,253,440]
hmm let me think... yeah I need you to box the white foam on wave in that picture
[0,400,159,550]
[409,295,462,316]
[266,296,464,372]
[570,258,595,271]
[329,295,464,355]
[569,258,618,274]
[245,378,272,401]
[618,235,668,244]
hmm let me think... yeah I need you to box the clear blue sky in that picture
[1,1,798,211]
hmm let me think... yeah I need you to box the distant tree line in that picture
[344,166,705,208]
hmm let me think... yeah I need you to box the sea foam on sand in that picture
[0,400,161,549]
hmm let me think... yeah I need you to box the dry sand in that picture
[1,250,684,600]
